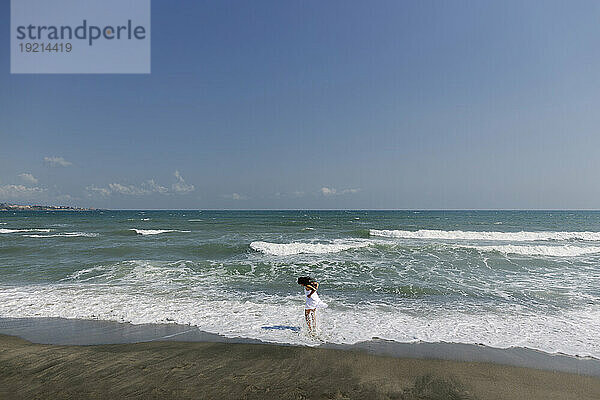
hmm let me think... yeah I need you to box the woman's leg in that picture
[305,309,315,333]
[304,309,312,331]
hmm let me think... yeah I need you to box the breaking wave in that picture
[130,229,191,236]
[250,240,371,256]
[23,232,99,238]
[0,228,52,234]
[370,229,600,242]
[464,244,600,257]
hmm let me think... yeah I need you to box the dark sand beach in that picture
[1,318,600,399]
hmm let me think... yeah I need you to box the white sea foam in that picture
[0,228,52,234]
[370,229,600,242]
[250,240,371,256]
[131,229,191,235]
[1,260,599,357]
[23,232,99,238]
[0,280,598,358]
[462,244,600,257]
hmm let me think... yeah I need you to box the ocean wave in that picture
[23,232,99,238]
[349,229,372,238]
[0,228,52,234]
[250,240,371,256]
[59,260,207,286]
[179,243,248,258]
[0,284,599,358]
[370,229,600,242]
[130,229,191,236]
[0,246,32,255]
[464,244,600,257]
[83,246,141,257]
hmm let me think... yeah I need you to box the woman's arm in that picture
[305,282,318,297]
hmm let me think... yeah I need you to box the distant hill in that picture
[0,203,96,211]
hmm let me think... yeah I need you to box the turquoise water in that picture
[1,210,599,357]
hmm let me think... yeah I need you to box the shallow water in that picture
[1,210,599,357]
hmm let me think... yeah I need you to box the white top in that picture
[304,288,322,309]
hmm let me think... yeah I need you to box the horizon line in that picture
[19,208,600,212]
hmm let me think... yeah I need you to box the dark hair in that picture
[297,276,312,285]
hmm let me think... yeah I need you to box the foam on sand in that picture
[370,229,600,242]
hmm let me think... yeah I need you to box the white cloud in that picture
[224,193,247,200]
[145,179,169,194]
[86,185,111,196]
[87,173,193,197]
[107,183,154,196]
[19,173,38,184]
[342,188,360,194]
[321,187,336,196]
[171,170,195,194]
[44,156,72,167]
[0,184,47,199]
[275,190,305,198]
[107,183,140,196]
[320,187,360,196]
[109,180,168,196]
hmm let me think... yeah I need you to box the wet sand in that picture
[1,317,600,399]
[1,333,600,399]
[2,317,599,376]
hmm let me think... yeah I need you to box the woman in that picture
[297,276,327,334]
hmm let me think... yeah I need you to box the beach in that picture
[2,333,600,400]
[2,210,600,398]
[1,317,600,399]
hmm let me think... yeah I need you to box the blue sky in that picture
[2,0,600,209]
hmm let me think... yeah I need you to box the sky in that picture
[1,0,600,209]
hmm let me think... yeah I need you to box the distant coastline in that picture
[0,203,96,211]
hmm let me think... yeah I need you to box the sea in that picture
[1,210,599,358]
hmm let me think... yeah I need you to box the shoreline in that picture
[2,336,600,399]
[1,316,599,377]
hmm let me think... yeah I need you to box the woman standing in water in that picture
[297,276,327,334]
